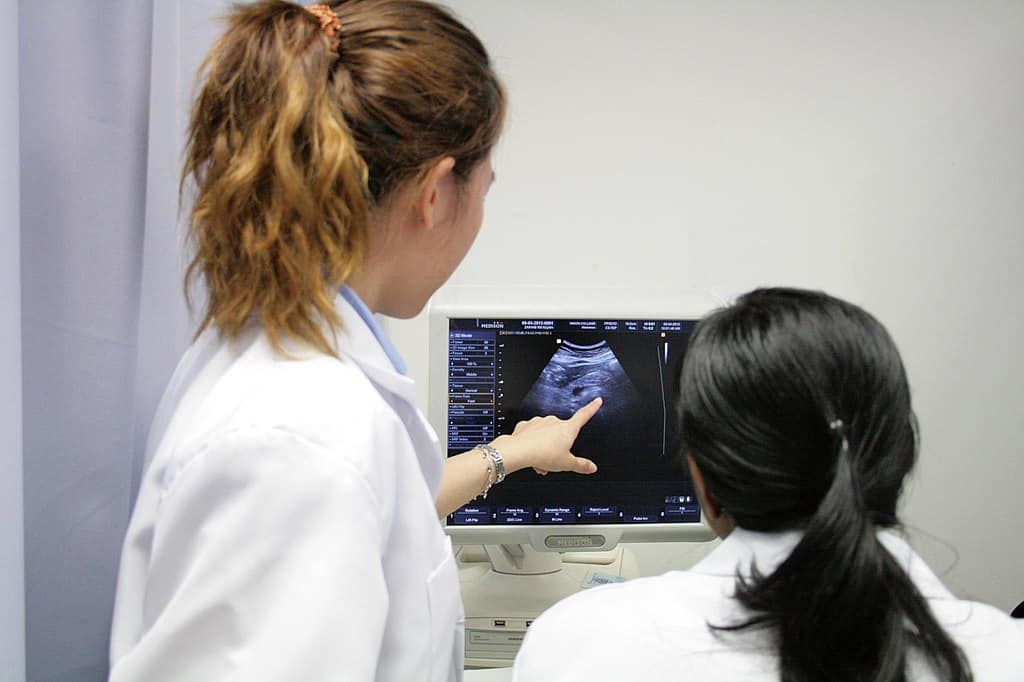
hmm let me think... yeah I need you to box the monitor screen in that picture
[444,316,700,530]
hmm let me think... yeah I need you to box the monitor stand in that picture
[456,543,638,669]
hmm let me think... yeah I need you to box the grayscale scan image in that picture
[501,328,681,474]
[519,340,642,436]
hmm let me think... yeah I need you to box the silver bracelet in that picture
[475,443,505,498]
[477,446,495,498]
[478,443,505,483]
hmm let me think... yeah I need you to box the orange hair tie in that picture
[306,4,341,53]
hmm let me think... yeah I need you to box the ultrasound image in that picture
[519,340,643,441]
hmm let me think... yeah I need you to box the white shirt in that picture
[110,295,463,682]
[513,528,1024,681]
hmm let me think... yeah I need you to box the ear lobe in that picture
[687,455,723,521]
[416,156,457,230]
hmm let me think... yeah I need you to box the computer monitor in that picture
[428,287,717,553]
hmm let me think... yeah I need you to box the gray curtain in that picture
[19,2,153,679]
[2,1,25,679]
[16,1,222,679]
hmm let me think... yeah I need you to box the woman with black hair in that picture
[513,288,1024,681]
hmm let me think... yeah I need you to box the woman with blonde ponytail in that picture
[110,3,600,680]
[514,288,1024,682]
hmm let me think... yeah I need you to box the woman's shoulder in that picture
[156,328,407,488]
[249,346,387,417]
[517,571,728,652]
[935,597,1024,673]
[221,345,407,462]
[513,570,773,682]
[534,569,732,631]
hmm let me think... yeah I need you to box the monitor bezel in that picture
[428,286,719,549]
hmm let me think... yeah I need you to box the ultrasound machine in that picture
[428,287,717,668]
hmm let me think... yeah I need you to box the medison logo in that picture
[544,535,605,549]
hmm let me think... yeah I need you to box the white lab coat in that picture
[110,296,463,682]
[513,528,1024,681]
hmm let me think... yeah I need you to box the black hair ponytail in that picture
[679,288,971,682]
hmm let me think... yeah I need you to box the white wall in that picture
[1,1,25,678]
[389,1,1024,611]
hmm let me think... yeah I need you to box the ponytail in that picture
[719,423,970,681]
[184,1,369,356]
[679,288,972,682]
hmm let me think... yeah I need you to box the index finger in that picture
[568,396,602,428]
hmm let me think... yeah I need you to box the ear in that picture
[415,156,457,230]
[687,454,734,537]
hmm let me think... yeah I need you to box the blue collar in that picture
[339,285,407,375]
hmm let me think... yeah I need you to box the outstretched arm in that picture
[435,397,602,518]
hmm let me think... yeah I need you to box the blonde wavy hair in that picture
[183,0,505,355]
